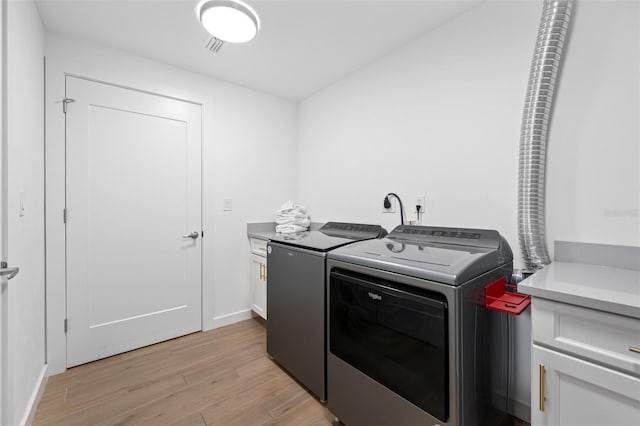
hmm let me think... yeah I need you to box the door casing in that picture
[0,0,8,422]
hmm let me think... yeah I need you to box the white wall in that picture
[547,0,639,247]
[6,0,46,424]
[44,34,298,374]
[298,1,535,252]
[298,0,639,419]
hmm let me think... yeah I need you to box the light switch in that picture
[223,198,233,211]
[19,191,25,217]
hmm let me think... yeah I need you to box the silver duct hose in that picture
[518,0,574,271]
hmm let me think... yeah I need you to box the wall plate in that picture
[382,197,396,213]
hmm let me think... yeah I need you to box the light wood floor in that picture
[34,318,334,426]
[34,318,530,426]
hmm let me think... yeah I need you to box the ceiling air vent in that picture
[203,35,224,53]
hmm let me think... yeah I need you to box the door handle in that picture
[539,363,546,412]
[0,264,20,280]
[182,231,199,240]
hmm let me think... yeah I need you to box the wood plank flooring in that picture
[34,317,530,426]
[34,318,334,426]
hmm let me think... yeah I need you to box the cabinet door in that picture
[250,254,267,319]
[532,345,640,426]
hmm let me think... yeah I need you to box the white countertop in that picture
[247,230,277,241]
[518,262,640,319]
[246,222,325,241]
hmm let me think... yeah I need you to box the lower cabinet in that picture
[250,253,267,319]
[532,345,640,426]
[530,298,640,426]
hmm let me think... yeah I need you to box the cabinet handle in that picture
[539,363,546,412]
[630,346,640,354]
[260,263,266,281]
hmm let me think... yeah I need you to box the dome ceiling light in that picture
[197,0,260,44]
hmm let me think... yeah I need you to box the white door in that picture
[532,345,640,426]
[65,76,202,367]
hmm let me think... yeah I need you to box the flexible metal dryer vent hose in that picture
[518,0,574,271]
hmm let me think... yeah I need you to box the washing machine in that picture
[267,222,387,401]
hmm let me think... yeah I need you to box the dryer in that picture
[326,225,513,426]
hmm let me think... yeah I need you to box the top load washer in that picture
[267,222,386,401]
[326,225,513,426]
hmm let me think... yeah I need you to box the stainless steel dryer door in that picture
[266,242,326,400]
[330,269,449,421]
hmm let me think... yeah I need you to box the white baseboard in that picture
[491,389,531,423]
[20,364,48,426]
[211,309,253,329]
[511,398,531,423]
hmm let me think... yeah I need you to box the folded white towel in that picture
[278,200,294,212]
[276,211,308,219]
[276,224,309,234]
[275,217,311,226]
[277,200,308,215]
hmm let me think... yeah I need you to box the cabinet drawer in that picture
[250,238,268,256]
[532,298,640,377]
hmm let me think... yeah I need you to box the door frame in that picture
[0,0,8,422]
[45,56,210,375]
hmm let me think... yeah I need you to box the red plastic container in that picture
[485,277,531,315]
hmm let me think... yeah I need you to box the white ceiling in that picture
[35,0,484,101]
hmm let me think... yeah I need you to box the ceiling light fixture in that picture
[197,0,260,43]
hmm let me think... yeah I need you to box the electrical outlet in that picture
[415,195,426,224]
[382,197,396,213]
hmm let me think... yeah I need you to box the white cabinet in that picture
[531,299,640,426]
[250,238,267,319]
[532,346,640,426]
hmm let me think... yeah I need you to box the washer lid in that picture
[269,222,386,252]
[328,225,513,285]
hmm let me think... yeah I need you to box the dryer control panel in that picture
[389,225,500,249]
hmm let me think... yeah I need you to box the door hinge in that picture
[64,319,68,333]
[63,208,67,224]
[62,98,75,114]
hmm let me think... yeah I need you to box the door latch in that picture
[0,261,20,280]
[62,98,75,114]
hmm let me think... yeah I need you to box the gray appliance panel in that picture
[328,237,509,285]
[268,222,385,252]
[266,242,326,399]
[268,230,353,252]
[328,353,440,426]
[326,258,512,426]
[388,225,502,249]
